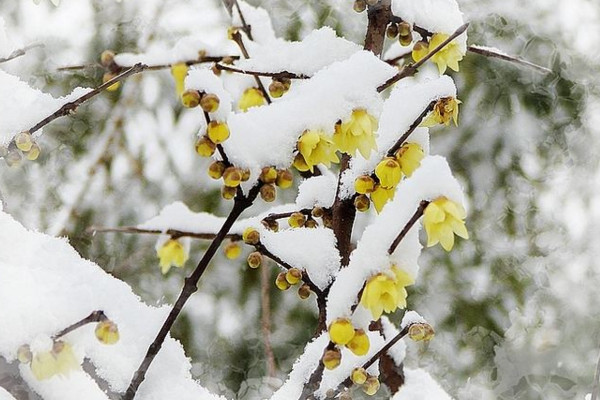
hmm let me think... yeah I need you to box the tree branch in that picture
[215,63,307,79]
[467,45,552,74]
[388,200,429,254]
[57,56,240,72]
[385,101,436,157]
[87,225,242,241]
[0,43,44,64]
[230,31,272,104]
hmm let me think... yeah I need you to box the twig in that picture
[122,185,261,400]
[0,43,44,64]
[215,63,307,79]
[467,45,552,74]
[377,23,470,92]
[28,63,147,136]
[385,101,436,157]
[260,260,276,378]
[57,56,239,72]
[388,200,430,254]
[233,0,253,40]
[88,225,242,241]
[591,340,600,400]
[53,310,108,340]
[262,209,312,224]
[230,31,272,104]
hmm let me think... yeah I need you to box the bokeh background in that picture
[1,0,599,399]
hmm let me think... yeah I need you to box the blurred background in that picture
[1,0,599,399]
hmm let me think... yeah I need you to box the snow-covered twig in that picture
[87,225,242,241]
[229,30,272,104]
[53,310,108,340]
[388,200,429,254]
[386,101,436,157]
[215,63,308,79]
[468,45,552,74]
[57,56,240,72]
[0,43,43,64]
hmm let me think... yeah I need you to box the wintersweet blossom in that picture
[422,97,460,127]
[238,87,266,111]
[333,109,378,158]
[370,185,395,213]
[375,157,402,188]
[30,342,79,380]
[157,239,189,274]
[423,197,469,251]
[328,318,355,345]
[346,329,370,356]
[296,130,339,172]
[170,63,189,96]
[95,320,120,345]
[396,142,424,177]
[360,266,414,320]
[428,33,465,74]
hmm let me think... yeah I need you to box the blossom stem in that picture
[385,101,436,157]
[388,200,430,255]
[53,310,108,340]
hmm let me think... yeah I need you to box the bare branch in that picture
[53,310,107,340]
[388,200,430,255]
[215,63,308,79]
[57,56,239,72]
[468,45,553,74]
[0,43,44,64]
[230,31,272,104]
[385,101,436,157]
[87,225,242,241]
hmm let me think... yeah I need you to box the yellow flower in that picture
[297,130,339,172]
[346,329,370,356]
[408,323,435,342]
[421,97,461,127]
[238,87,266,111]
[375,157,402,188]
[95,320,120,345]
[370,185,395,213]
[328,318,355,345]
[323,349,342,370]
[30,342,79,381]
[157,239,189,274]
[423,197,469,251]
[428,33,464,74]
[395,143,424,177]
[411,41,429,63]
[171,63,189,96]
[351,367,368,385]
[207,121,230,144]
[334,109,378,158]
[360,266,414,320]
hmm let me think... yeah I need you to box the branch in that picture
[53,310,108,340]
[0,43,44,64]
[233,0,253,40]
[230,31,272,104]
[27,63,147,136]
[388,200,430,254]
[262,209,312,224]
[122,185,261,400]
[215,63,307,79]
[385,101,436,157]
[467,45,552,74]
[377,23,469,92]
[591,340,600,400]
[88,225,242,241]
[57,56,239,72]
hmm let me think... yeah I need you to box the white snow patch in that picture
[392,368,453,400]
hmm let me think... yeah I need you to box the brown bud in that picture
[100,50,116,68]
[200,93,220,113]
[260,166,278,184]
[260,183,277,202]
[269,80,287,98]
[398,21,412,37]
[311,206,324,218]
[353,0,366,12]
[354,194,371,212]
[208,161,226,180]
[288,212,306,228]
[298,284,311,299]
[247,251,263,269]
[221,185,237,200]
[387,23,399,39]
[276,169,293,189]
[304,218,318,228]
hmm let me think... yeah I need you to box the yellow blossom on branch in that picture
[238,87,266,111]
[30,341,79,381]
[422,97,461,127]
[333,109,378,158]
[370,185,395,213]
[170,63,189,97]
[375,157,402,188]
[428,33,465,74]
[360,266,414,320]
[157,239,189,274]
[423,197,469,251]
[395,142,424,177]
[297,130,339,172]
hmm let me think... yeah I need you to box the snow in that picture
[468,44,510,57]
[295,172,338,209]
[0,71,91,146]
[0,210,224,400]
[0,387,16,400]
[233,1,277,45]
[327,156,465,325]
[259,227,340,290]
[238,27,362,76]
[401,310,427,328]
[222,51,398,173]
[0,16,22,59]
[391,0,465,37]
[392,368,453,400]
[340,74,457,198]
[381,316,407,365]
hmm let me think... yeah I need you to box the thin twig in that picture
[0,43,44,64]
[260,261,276,378]
[57,56,239,72]
[122,185,260,400]
[215,63,307,79]
[88,225,242,241]
[467,45,552,74]
[377,23,469,92]
[28,63,147,136]
[233,0,253,40]
[53,311,108,340]
[388,200,430,254]
[386,101,436,157]
[230,31,272,104]
[262,209,312,224]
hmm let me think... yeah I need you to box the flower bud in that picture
[260,167,278,183]
[95,320,120,345]
[304,218,318,228]
[103,72,121,91]
[242,227,260,245]
[276,169,293,189]
[207,121,230,144]
[195,137,216,157]
[224,241,242,259]
[351,367,368,385]
[362,376,380,396]
[354,194,370,212]
[241,168,251,181]
[329,318,355,345]
[412,41,429,62]
[311,206,324,218]
[5,149,21,167]
[15,131,33,152]
[100,50,115,67]
[268,80,287,98]
[322,348,342,370]
[386,23,399,39]
[25,143,41,161]
[285,268,302,285]
[375,157,402,188]
[211,64,222,76]
[366,0,378,5]
[399,21,412,36]
[200,93,220,113]
[288,212,306,228]
[221,185,237,200]
[181,90,201,108]
[261,219,279,232]
[346,329,370,356]
[238,87,266,111]
[408,322,435,342]
[353,0,367,12]
[298,284,311,299]
[17,345,32,364]
[260,183,276,202]
[339,392,352,400]
[227,26,239,41]
[208,161,226,179]
[247,251,263,269]
[223,166,242,187]
[400,34,413,47]
[275,272,291,290]
[354,175,375,194]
